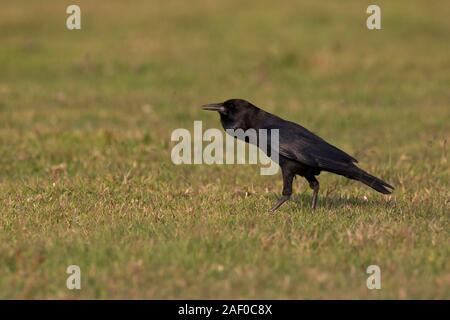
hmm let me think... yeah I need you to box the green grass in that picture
[0,0,449,299]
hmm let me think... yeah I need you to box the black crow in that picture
[202,99,394,212]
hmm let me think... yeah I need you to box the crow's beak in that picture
[201,103,225,113]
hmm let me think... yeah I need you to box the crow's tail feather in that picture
[347,167,394,194]
[316,157,394,194]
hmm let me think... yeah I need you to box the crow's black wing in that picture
[269,120,358,170]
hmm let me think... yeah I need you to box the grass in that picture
[0,0,449,299]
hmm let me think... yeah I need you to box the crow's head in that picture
[201,98,259,130]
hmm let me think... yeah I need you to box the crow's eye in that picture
[225,103,235,110]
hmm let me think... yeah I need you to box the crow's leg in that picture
[269,169,294,213]
[306,176,319,209]
[268,195,290,213]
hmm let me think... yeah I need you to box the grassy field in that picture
[0,0,449,299]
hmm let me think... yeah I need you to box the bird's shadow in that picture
[287,192,391,210]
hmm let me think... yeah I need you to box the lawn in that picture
[0,0,449,299]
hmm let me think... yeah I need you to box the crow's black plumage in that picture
[202,98,394,212]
